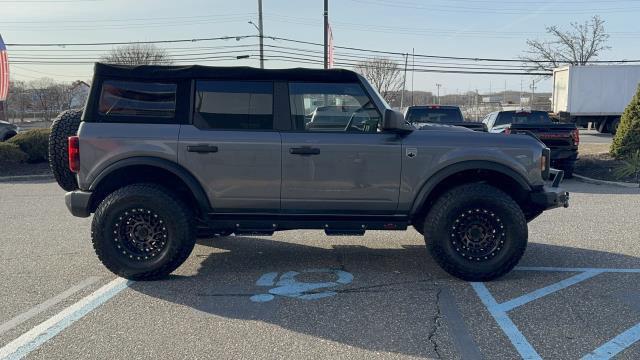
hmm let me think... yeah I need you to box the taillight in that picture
[68,136,80,173]
[504,127,511,135]
[571,128,580,146]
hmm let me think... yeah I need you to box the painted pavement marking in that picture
[472,267,640,360]
[0,277,130,360]
[251,268,354,302]
[0,276,100,336]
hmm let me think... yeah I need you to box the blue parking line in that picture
[581,322,640,360]
[497,271,601,312]
[471,282,542,360]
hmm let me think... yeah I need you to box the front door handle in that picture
[187,144,219,153]
[289,147,320,155]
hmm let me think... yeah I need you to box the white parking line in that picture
[0,277,100,336]
[0,277,130,360]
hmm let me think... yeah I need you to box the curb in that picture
[0,174,54,183]
[573,173,639,188]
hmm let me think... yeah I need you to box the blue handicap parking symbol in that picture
[250,268,354,303]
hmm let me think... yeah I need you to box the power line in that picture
[6,35,257,47]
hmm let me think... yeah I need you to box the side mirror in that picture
[382,109,413,132]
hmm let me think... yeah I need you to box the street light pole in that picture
[258,0,264,69]
[323,0,328,69]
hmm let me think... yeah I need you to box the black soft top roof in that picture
[93,63,361,82]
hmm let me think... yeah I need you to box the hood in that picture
[406,125,546,150]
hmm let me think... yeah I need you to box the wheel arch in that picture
[88,157,211,216]
[410,161,534,221]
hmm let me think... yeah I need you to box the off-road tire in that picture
[423,183,528,281]
[91,184,196,280]
[48,109,83,191]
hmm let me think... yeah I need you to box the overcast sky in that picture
[3,0,640,94]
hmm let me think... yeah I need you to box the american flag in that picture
[0,34,9,101]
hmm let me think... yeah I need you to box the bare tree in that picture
[29,78,59,121]
[101,44,173,65]
[522,15,611,73]
[6,81,31,122]
[354,57,404,104]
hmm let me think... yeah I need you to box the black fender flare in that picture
[409,160,533,215]
[89,157,211,213]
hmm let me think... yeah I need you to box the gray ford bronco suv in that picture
[56,63,568,282]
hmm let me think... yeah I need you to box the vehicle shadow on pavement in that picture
[128,236,640,359]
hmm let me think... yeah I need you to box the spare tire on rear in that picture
[49,109,83,191]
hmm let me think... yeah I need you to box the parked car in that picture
[0,120,19,141]
[56,63,568,282]
[483,110,579,178]
[404,105,487,131]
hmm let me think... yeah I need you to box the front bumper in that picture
[530,169,570,210]
[65,190,92,218]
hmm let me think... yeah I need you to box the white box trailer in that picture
[552,65,640,133]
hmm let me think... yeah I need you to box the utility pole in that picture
[530,79,537,109]
[436,83,442,105]
[258,0,264,68]
[400,53,408,108]
[411,47,415,106]
[323,0,329,69]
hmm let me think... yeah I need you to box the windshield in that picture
[406,108,464,124]
[494,111,551,126]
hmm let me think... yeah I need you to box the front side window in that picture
[289,82,381,132]
[194,81,273,130]
[99,81,176,118]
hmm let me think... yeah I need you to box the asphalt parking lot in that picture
[580,129,613,145]
[1,179,639,359]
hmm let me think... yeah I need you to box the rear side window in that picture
[194,81,273,130]
[99,81,176,118]
[495,111,551,126]
[406,108,463,124]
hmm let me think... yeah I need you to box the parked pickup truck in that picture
[53,63,569,282]
[484,110,579,178]
[404,105,487,131]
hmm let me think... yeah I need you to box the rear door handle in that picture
[289,147,320,155]
[187,144,218,153]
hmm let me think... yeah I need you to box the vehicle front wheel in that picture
[423,183,528,281]
[91,184,196,280]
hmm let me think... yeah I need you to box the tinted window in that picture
[99,81,176,118]
[495,111,551,126]
[194,81,273,130]
[406,108,463,124]
[289,82,381,132]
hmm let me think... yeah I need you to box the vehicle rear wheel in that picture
[423,183,527,281]
[560,162,575,179]
[91,184,196,280]
[1,131,16,142]
[48,109,83,191]
[609,118,620,135]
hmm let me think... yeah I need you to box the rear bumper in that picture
[530,169,570,210]
[65,190,92,218]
